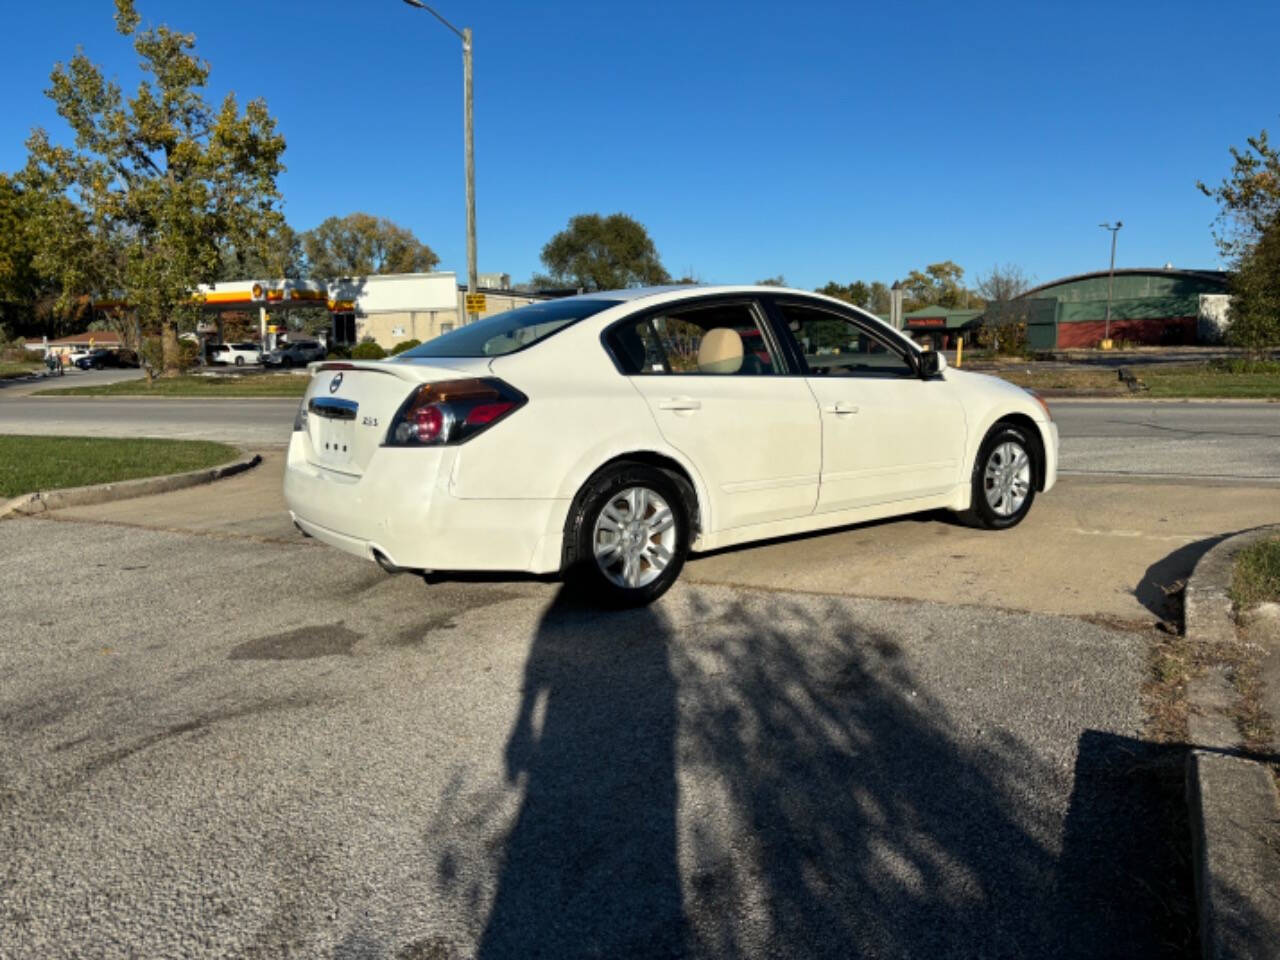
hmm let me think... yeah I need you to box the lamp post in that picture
[400,0,478,324]
[1099,221,1122,346]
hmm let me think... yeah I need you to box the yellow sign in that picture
[464,293,486,313]
[267,325,280,334]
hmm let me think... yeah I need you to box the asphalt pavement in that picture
[3,373,1275,957]
[0,367,144,397]
[0,518,1194,959]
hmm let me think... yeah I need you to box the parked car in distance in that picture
[285,286,1059,607]
[211,342,263,366]
[265,340,327,368]
[73,348,138,370]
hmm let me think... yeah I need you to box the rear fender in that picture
[557,441,713,544]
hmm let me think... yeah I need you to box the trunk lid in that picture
[303,357,491,475]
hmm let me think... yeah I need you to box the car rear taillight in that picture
[385,378,526,447]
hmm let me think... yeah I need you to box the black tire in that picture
[564,462,692,607]
[957,423,1038,530]
[281,356,294,368]
[235,356,245,366]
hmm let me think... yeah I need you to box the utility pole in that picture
[1099,221,1122,345]
[463,26,476,323]
[400,1,478,323]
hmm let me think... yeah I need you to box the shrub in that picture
[325,345,352,360]
[140,337,200,375]
[0,337,28,363]
[350,341,387,360]
[1227,212,1280,356]
[974,320,1030,357]
[389,339,421,355]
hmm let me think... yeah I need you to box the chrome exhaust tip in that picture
[373,549,406,575]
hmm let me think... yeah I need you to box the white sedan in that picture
[211,342,262,366]
[285,286,1057,606]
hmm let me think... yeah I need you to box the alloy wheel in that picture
[592,486,677,589]
[983,441,1031,517]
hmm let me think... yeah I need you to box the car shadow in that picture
[463,588,1196,959]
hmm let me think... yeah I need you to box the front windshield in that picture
[399,298,622,359]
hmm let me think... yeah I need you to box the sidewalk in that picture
[51,449,299,543]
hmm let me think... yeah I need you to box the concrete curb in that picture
[0,451,262,520]
[1184,524,1280,960]
[1188,752,1280,959]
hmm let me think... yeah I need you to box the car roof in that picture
[559,283,850,305]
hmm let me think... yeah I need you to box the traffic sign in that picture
[465,293,486,313]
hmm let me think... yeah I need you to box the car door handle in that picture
[657,397,701,411]
[823,401,859,415]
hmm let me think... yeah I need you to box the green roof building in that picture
[1005,267,1229,349]
[903,306,984,349]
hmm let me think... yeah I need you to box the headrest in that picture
[697,328,743,374]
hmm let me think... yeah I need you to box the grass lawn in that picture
[991,364,1280,399]
[0,435,239,498]
[1231,537,1280,610]
[0,361,43,380]
[35,373,309,397]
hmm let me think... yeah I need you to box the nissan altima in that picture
[284,285,1057,606]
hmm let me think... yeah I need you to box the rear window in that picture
[399,298,622,359]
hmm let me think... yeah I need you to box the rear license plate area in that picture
[307,396,359,468]
[315,418,353,466]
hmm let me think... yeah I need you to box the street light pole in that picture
[400,0,478,324]
[1099,221,1122,344]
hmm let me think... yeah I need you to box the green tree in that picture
[816,280,872,308]
[0,174,45,337]
[22,0,287,375]
[867,281,891,315]
[538,213,669,291]
[302,213,438,279]
[756,275,787,287]
[221,222,303,280]
[1197,128,1280,262]
[900,261,980,311]
[1226,212,1280,354]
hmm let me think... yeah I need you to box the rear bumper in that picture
[283,433,569,574]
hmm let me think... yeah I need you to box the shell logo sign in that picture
[251,283,265,301]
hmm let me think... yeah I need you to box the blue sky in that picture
[3,0,1278,290]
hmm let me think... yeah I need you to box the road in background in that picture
[1053,400,1280,480]
[0,396,295,446]
[0,367,144,397]
[2,393,1277,481]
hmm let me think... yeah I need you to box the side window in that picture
[608,302,779,375]
[608,318,668,373]
[777,302,915,378]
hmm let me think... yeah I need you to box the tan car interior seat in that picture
[697,328,744,374]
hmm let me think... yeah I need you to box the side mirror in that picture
[918,350,947,378]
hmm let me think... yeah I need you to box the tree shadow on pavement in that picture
[473,587,1195,959]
